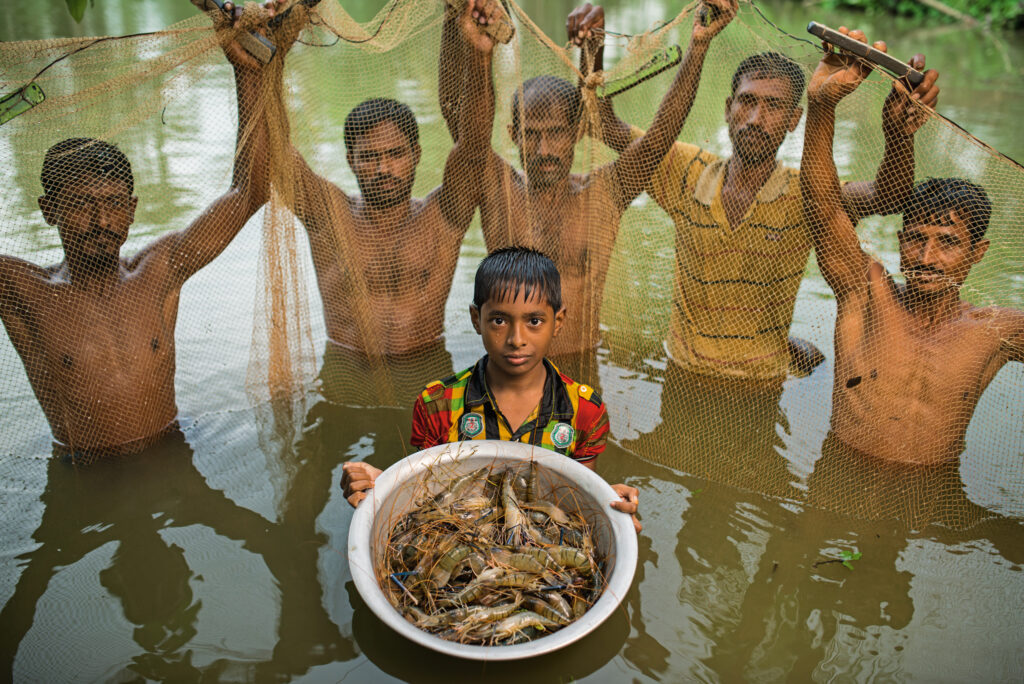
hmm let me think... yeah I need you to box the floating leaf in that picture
[839,550,862,570]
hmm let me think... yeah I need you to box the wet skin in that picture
[829,211,1024,462]
[0,26,270,450]
[800,27,1024,462]
[284,1,497,356]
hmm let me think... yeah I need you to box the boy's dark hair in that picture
[473,246,563,312]
[344,98,419,151]
[730,52,806,107]
[510,75,582,138]
[41,138,134,196]
[905,177,992,245]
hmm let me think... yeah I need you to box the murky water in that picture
[1,1,1023,681]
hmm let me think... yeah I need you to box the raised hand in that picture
[462,0,499,54]
[566,3,604,48]
[882,54,940,138]
[218,0,287,71]
[692,0,737,44]
[808,26,878,106]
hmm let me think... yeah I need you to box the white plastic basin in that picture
[347,439,638,660]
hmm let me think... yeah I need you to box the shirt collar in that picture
[465,356,575,422]
[693,157,789,208]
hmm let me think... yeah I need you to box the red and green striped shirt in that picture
[410,356,609,464]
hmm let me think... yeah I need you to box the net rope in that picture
[0,0,1021,529]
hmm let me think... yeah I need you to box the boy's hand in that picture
[881,54,939,138]
[566,3,604,48]
[462,0,500,54]
[692,0,737,45]
[610,482,641,533]
[341,461,382,508]
[808,26,876,107]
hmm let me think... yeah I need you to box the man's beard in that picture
[358,174,410,210]
[72,229,122,274]
[732,126,777,166]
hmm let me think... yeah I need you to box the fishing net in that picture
[0,0,1021,530]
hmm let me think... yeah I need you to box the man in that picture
[0,4,279,456]
[440,0,739,376]
[578,4,923,380]
[801,27,1022,463]
[276,0,501,406]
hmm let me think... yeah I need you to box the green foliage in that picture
[64,0,93,23]
[819,0,1024,28]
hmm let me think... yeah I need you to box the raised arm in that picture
[436,0,499,231]
[841,54,939,222]
[607,0,737,208]
[801,29,879,297]
[138,2,286,283]
[567,4,631,154]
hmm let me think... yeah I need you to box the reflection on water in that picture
[1,0,1023,680]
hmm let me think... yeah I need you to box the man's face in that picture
[510,98,575,190]
[899,209,988,297]
[40,174,136,272]
[725,76,802,166]
[347,120,420,210]
[470,290,565,381]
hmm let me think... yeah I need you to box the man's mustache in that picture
[84,227,122,243]
[906,265,944,277]
[531,156,561,167]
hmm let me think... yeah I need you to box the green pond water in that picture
[1,0,1023,681]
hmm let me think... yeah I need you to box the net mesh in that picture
[0,0,1021,530]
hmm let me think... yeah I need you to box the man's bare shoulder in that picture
[1,253,51,278]
[961,301,1024,328]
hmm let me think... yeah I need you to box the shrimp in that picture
[427,544,476,588]
[431,467,487,508]
[523,596,571,625]
[520,500,570,525]
[545,545,593,573]
[501,470,530,546]
[489,611,561,641]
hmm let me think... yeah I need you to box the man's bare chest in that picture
[32,284,176,380]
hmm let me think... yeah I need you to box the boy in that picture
[341,247,641,531]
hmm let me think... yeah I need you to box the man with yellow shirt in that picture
[569,5,929,486]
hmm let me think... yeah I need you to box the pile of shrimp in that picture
[377,461,606,645]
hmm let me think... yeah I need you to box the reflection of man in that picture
[0,9,275,454]
[585,2,920,380]
[0,432,287,679]
[277,1,501,405]
[440,1,739,379]
[801,28,1023,463]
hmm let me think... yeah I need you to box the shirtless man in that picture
[0,3,278,455]
[277,0,500,366]
[440,0,739,361]
[801,28,1023,463]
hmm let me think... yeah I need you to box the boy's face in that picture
[470,290,565,380]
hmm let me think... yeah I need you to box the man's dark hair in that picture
[40,138,134,196]
[905,177,992,245]
[473,246,563,312]
[730,52,806,106]
[510,75,582,138]
[343,98,419,151]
